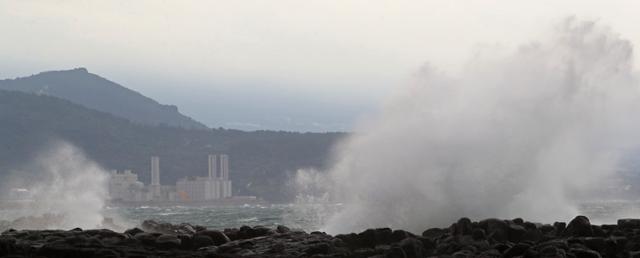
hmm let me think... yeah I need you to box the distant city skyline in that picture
[2,1,640,131]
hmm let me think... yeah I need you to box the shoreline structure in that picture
[1,215,639,257]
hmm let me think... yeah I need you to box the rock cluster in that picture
[2,216,640,257]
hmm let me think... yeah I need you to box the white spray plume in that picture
[297,18,640,234]
[2,141,113,230]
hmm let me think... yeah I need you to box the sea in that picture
[103,200,640,232]
[105,203,342,232]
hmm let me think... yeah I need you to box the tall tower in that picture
[219,154,229,180]
[151,156,160,186]
[208,154,217,179]
[150,156,161,198]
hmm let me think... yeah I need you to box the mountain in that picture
[0,68,207,129]
[0,90,344,201]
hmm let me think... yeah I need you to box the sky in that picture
[1,0,639,132]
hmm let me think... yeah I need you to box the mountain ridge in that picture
[0,68,208,129]
[0,89,343,201]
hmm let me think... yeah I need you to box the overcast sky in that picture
[1,1,639,131]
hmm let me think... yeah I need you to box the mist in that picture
[296,19,640,234]
[0,141,118,230]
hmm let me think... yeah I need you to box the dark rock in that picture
[6,216,640,257]
[304,243,330,255]
[452,249,474,258]
[479,248,501,257]
[417,236,436,250]
[570,248,601,258]
[512,218,524,225]
[276,225,290,234]
[422,227,446,239]
[235,225,275,240]
[492,243,511,253]
[503,242,531,258]
[539,224,555,234]
[554,222,567,234]
[591,225,606,237]
[0,237,16,256]
[268,242,285,253]
[479,218,509,242]
[507,223,527,242]
[451,217,473,236]
[399,237,425,257]
[358,228,393,247]
[583,237,605,252]
[564,216,593,237]
[630,251,640,258]
[539,245,560,257]
[472,228,486,240]
[141,220,196,236]
[521,228,542,243]
[195,230,230,246]
[124,228,144,236]
[93,249,119,258]
[386,246,407,258]
[390,230,413,242]
[190,235,214,249]
[155,234,181,248]
[537,239,569,251]
[335,233,360,248]
[133,232,158,245]
[618,219,640,229]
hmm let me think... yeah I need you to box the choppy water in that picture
[105,203,342,232]
[4,201,640,232]
[103,201,640,232]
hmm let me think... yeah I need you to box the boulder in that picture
[124,228,144,236]
[276,225,290,234]
[503,242,531,258]
[507,223,527,242]
[564,216,593,237]
[133,232,158,245]
[617,219,640,230]
[399,237,426,257]
[422,228,446,239]
[451,217,473,236]
[195,230,230,246]
[141,220,196,236]
[155,234,181,248]
[190,235,214,249]
[570,248,601,258]
[0,237,16,256]
[479,218,509,242]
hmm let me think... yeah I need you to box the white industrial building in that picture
[176,154,232,201]
[108,154,232,203]
[108,170,145,201]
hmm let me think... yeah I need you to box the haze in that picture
[1,0,640,131]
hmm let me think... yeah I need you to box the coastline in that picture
[1,215,638,257]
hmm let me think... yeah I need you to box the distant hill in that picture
[0,68,207,129]
[0,90,344,201]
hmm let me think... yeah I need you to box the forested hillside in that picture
[0,90,344,201]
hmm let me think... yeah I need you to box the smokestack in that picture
[208,154,217,179]
[151,156,160,186]
[219,154,229,180]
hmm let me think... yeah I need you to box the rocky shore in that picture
[1,215,640,257]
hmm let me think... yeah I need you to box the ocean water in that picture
[106,203,342,232]
[105,201,640,232]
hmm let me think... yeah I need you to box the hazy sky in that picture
[1,1,639,131]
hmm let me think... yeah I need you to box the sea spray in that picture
[296,18,640,234]
[1,141,125,230]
